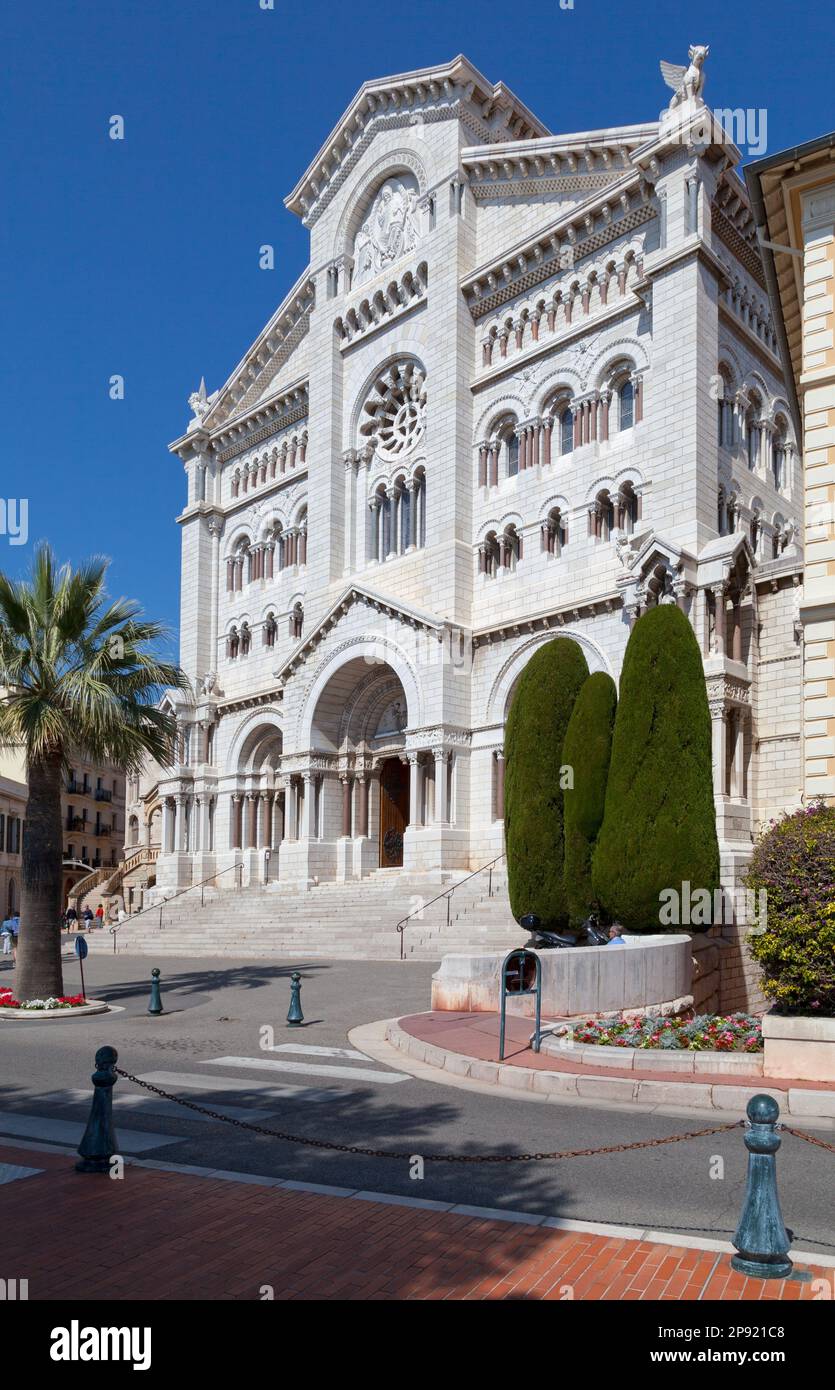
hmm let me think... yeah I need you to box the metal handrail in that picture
[396,852,505,959]
[107,861,244,952]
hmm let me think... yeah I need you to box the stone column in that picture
[489,442,499,488]
[286,780,297,841]
[272,790,284,850]
[478,444,487,488]
[730,710,745,799]
[712,585,726,657]
[408,754,421,828]
[356,776,369,837]
[192,796,203,853]
[162,798,173,854]
[260,793,272,848]
[201,795,212,853]
[495,751,505,821]
[230,794,242,849]
[710,703,727,798]
[732,599,743,662]
[246,793,258,850]
[341,777,352,838]
[542,418,552,468]
[407,478,418,550]
[433,748,447,825]
[300,773,314,838]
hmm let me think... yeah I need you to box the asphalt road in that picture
[2,951,834,1255]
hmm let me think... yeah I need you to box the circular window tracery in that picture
[360,361,426,461]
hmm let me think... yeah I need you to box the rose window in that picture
[360,361,426,461]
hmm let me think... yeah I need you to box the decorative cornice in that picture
[461,173,654,320]
[472,592,622,646]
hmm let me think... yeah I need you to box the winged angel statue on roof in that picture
[660,45,710,109]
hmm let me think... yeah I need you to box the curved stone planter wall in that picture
[431,935,693,1018]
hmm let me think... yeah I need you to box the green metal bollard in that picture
[148,967,164,1016]
[731,1094,793,1279]
[287,972,304,1026]
[76,1046,119,1173]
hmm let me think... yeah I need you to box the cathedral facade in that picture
[130,54,804,928]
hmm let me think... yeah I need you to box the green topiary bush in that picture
[592,604,719,931]
[562,671,618,925]
[745,802,835,1015]
[505,637,589,928]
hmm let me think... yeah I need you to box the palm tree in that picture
[0,545,189,1001]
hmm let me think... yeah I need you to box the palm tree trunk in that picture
[17,752,65,1000]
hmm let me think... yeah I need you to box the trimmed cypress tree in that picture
[505,637,589,928]
[591,604,719,931]
[562,671,618,926]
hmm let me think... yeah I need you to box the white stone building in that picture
[130,53,805,973]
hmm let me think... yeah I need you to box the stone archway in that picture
[301,655,413,877]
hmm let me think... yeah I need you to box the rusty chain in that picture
[783,1125,835,1154]
[115,1067,744,1163]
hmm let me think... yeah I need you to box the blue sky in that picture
[3,0,832,656]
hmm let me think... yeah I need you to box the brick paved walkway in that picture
[3,1143,830,1301]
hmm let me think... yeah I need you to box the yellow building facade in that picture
[748,136,835,802]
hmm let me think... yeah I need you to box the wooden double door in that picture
[379,757,409,867]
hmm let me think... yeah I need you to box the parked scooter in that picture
[519,912,609,949]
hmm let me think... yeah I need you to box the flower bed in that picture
[555,1012,763,1052]
[0,988,86,1011]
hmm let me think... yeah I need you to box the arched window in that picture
[616,482,639,534]
[290,602,304,640]
[750,508,762,557]
[263,612,277,648]
[240,622,251,657]
[502,525,521,572]
[542,507,567,556]
[506,431,519,478]
[745,395,762,471]
[772,417,788,490]
[590,490,615,541]
[231,470,240,499]
[559,406,574,456]
[227,626,240,660]
[618,379,635,431]
[727,493,737,535]
[717,486,726,536]
[481,532,501,578]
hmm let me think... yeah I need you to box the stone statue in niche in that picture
[353,176,422,289]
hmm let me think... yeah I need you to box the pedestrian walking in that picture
[65,905,77,931]
[82,907,93,930]
[1,917,11,956]
[94,904,104,928]
[9,914,19,963]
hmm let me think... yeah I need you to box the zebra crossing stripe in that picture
[202,1055,409,1085]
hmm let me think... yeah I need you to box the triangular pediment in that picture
[273,584,450,686]
[284,55,549,228]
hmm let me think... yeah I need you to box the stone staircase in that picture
[84,868,521,962]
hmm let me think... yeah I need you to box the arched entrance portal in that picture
[306,656,413,877]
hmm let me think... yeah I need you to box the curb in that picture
[384,1016,835,1123]
[0,999,111,1021]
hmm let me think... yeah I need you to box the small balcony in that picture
[94,825,112,837]
[95,788,113,802]
[66,816,86,832]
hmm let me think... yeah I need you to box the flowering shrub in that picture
[554,1012,762,1052]
[0,989,86,1010]
[745,801,835,1016]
